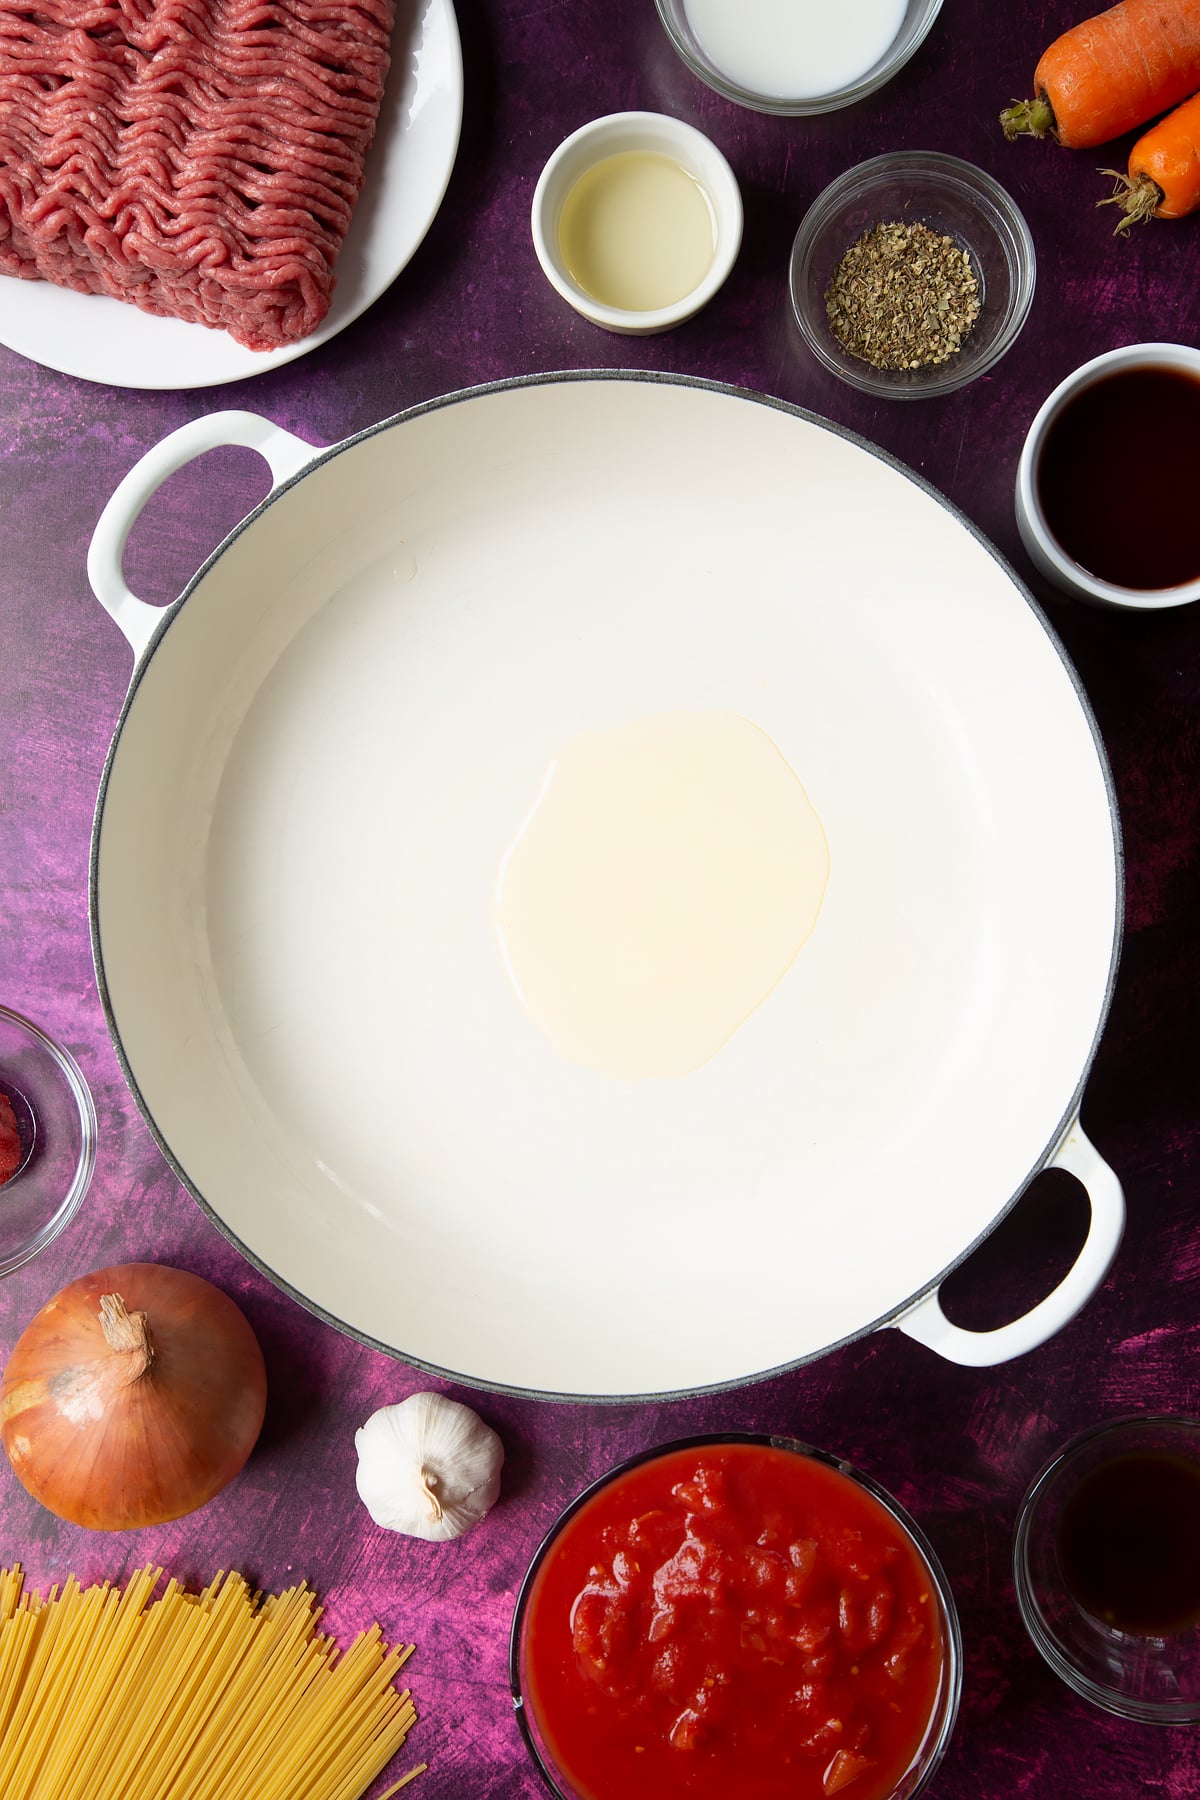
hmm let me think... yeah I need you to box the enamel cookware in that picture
[88,374,1124,1398]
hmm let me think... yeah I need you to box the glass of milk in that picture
[654,0,943,115]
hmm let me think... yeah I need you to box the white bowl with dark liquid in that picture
[1016,343,1200,608]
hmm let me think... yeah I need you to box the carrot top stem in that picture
[1000,94,1057,140]
[1098,167,1165,233]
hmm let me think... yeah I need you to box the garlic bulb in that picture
[354,1392,504,1542]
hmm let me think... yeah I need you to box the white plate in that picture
[91,377,1122,1397]
[0,0,462,389]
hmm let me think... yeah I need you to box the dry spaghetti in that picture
[0,1564,424,1800]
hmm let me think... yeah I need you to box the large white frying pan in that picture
[88,375,1124,1399]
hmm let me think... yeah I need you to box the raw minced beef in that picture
[0,0,395,349]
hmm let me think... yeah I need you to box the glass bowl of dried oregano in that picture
[789,151,1036,399]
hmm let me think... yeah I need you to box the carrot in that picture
[1100,88,1200,227]
[1001,0,1200,147]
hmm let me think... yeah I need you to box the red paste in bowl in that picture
[0,1092,21,1185]
[515,1440,954,1800]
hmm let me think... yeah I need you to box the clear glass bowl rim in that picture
[510,1430,963,1799]
[1012,1412,1200,1724]
[0,1001,97,1277]
[652,0,945,117]
[789,149,1037,399]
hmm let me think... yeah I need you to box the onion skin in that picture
[0,1263,267,1531]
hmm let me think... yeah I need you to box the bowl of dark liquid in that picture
[1014,1415,1200,1721]
[1015,343,1200,609]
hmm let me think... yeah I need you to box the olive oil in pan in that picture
[494,712,829,1080]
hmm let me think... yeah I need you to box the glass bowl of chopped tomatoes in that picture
[789,151,1036,399]
[511,1433,961,1800]
[0,1004,97,1277]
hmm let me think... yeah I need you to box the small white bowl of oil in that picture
[531,111,742,334]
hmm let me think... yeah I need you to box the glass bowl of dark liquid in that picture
[1014,1416,1200,1721]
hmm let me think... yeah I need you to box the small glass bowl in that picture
[1014,1415,1200,1722]
[654,0,943,116]
[511,1433,961,1800]
[789,151,1036,400]
[0,1004,97,1276]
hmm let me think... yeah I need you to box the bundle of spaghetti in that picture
[0,1564,424,1800]
[0,0,396,349]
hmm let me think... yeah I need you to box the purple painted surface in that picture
[2,0,1200,1793]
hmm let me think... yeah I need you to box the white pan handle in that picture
[87,410,319,660]
[892,1119,1124,1367]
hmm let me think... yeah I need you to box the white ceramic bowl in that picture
[1016,342,1200,609]
[530,111,742,335]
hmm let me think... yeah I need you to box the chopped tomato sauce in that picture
[519,1441,946,1800]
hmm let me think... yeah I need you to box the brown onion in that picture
[0,1262,267,1530]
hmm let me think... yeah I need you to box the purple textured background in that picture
[3,1,1200,1794]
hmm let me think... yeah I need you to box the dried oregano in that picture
[825,220,981,371]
